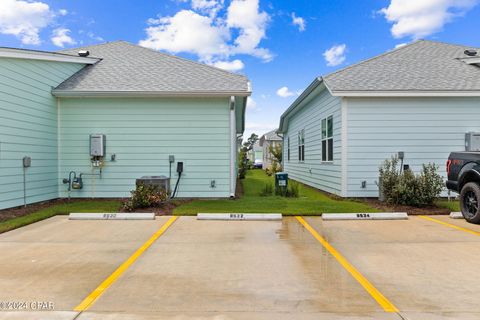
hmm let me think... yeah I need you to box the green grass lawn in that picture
[173,170,379,215]
[0,200,120,234]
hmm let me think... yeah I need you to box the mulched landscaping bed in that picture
[361,198,451,215]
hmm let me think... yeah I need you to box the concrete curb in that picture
[322,212,408,221]
[69,212,155,220]
[197,213,282,221]
[450,212,464,219]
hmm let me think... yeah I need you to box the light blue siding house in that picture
[0,41,250,210]
[278,40,480,197]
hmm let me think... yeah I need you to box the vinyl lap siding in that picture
[346,97,480,197]
[0,58,83,209]
[283,88,342,195]
[58,97,231,198]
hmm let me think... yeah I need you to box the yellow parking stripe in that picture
[419,215,480,236]
[295,216,399,313]
[74,216,178,312]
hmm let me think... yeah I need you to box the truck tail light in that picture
[446,159,452,176]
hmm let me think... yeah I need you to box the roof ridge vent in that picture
[464,49,477,57]
[78,50,90,57]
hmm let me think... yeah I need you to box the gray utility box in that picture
[90,134,106,157]
[275,172,288,195]
[136,176,170,193]
[465,132,480,151]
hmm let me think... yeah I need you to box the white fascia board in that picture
[52,90,252,98]
[0,48,99,64]
[331,91,480,97]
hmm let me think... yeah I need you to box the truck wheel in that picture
[460,182,480,224]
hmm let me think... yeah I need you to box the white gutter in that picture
[330,91,480,97]
[52,90,252,98]
[0,48,99,64]
[229,96,236,198]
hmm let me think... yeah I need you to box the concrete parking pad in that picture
[78,217,396,319]
[0,216,171,315]
[3,213,480,319]
[304,216,480,319]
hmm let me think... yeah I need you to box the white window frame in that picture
[287,137,290,162]
[321,115,334,163]
[298,130,305,162]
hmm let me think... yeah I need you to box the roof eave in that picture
[278,77,328,133]
[0,48,99,64]
[330,90,480,97]
[52,90,252,98]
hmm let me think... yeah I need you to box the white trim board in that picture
[340,97,348,197]
[322,212,408,220]
[69,212,155,220]
[0,48,98,64]
[331,91,480,97]
[52,90,252,98]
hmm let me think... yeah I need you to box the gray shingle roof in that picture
[262,129,282,141]
[324,40,480,93]
[53,41,250,95]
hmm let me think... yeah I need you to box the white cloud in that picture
[139,10,230,62]
[246,97,256,109]
[323,44,347,67]
[140,0,272,64]
[395,42,408,49]
[0,0,54,45]
[276,86,295,98]
[51,28,76,47]
[212,59,244,71]
[380,0,478,39]
[191,0,224,16]
[226,0,272,61]
[291,12,306,31]
[58,9,68,16]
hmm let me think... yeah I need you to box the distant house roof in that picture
[324,40,480,95]
[52,41,251,97]
[279,40,480,133]
[259,129,282,146]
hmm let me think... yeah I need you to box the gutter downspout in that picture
[229,96,236,198]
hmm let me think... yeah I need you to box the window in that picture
[321,116,333,162]
[298,130,305,162]
[287,137,290,161]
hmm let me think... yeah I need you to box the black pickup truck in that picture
[446,152,480,223]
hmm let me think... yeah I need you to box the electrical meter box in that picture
[90,134,106,157]
[465,132,480,151]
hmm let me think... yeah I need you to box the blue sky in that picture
[1,0,479,138]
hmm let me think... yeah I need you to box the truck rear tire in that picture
[460,182,480,224]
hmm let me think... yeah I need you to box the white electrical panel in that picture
[465,132,480,151]
[90,134,106,156]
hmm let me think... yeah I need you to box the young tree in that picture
[242,133,259,152]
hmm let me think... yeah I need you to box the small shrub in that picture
[123,184,168,211]
[379,156,444,207]
[265,161,282,176]
[286,181,300,198]
[238,149,248,179]
[259,183,274,196]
